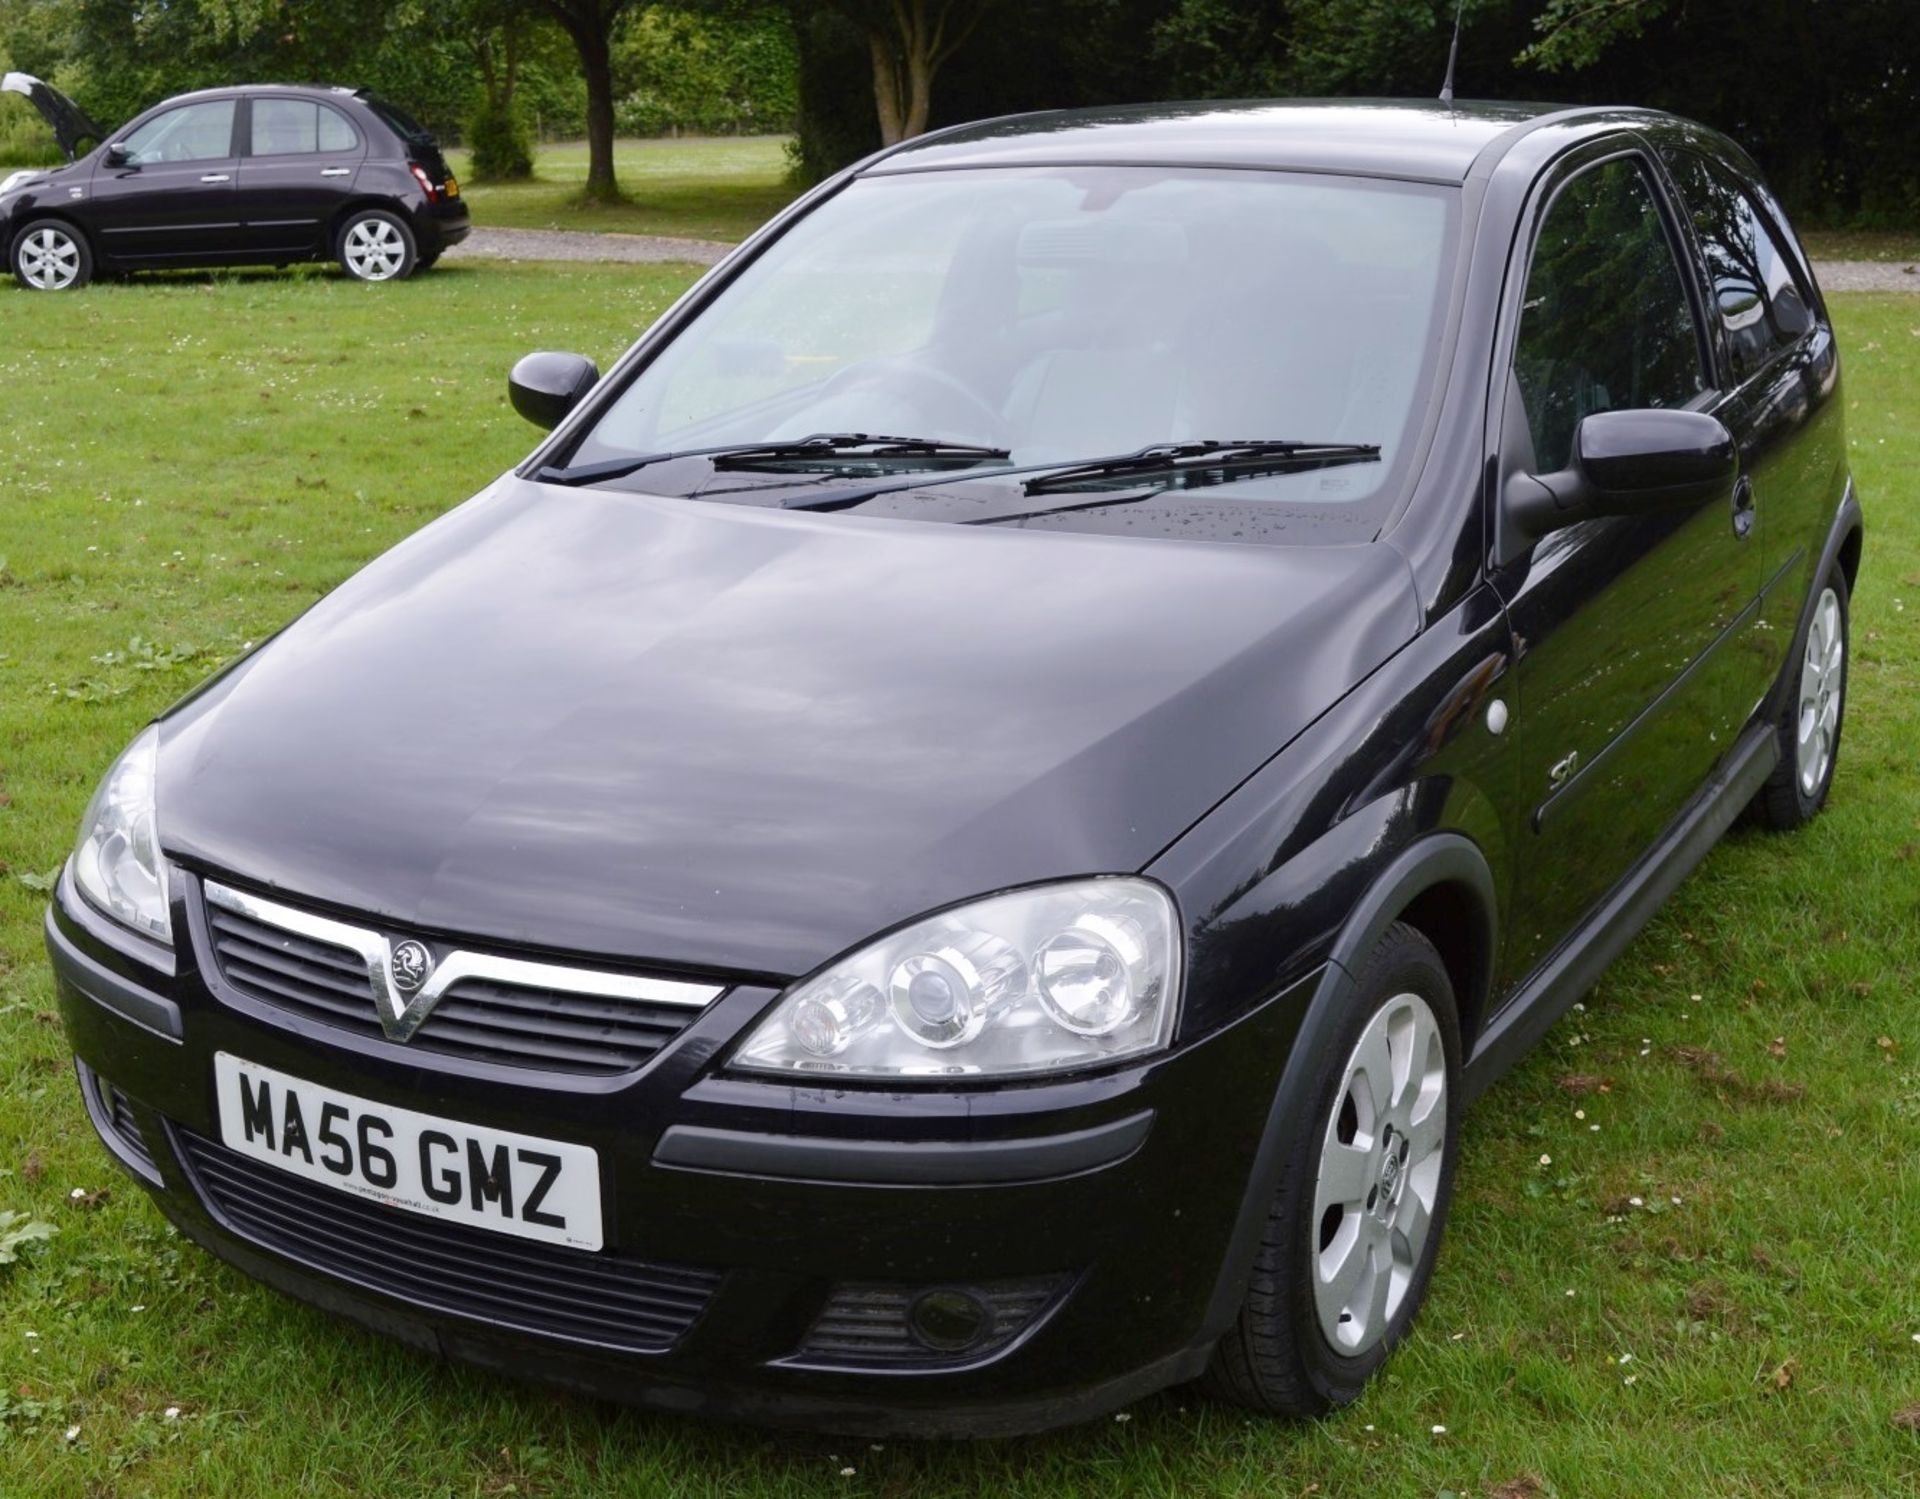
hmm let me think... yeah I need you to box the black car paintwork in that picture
[47,99,1861,1434]
[1,80,466,274]
[154,482,1419,980]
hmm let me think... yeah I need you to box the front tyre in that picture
[1751,566,1849,830]
[1205,922,1460,1415]
[338,210,416,282]
[10,219,93,291]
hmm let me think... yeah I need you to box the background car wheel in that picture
[10,219,92,291]
[338,211,416,282]
[1750,565,1849,831]
[1204,921,1461,1416]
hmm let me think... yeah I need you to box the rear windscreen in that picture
[365,96,431,145]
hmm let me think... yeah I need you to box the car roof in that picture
[145,84,369,106]
[869,99,1674,186]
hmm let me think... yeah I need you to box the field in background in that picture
[448,136,798,243]
[437,135,1920,266]
[0,264,1916,1495]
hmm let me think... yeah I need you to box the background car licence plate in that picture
[213,1053,602,1251]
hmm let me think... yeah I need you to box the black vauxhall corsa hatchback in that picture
[48,101,1859,1434]
[0,73,467,288]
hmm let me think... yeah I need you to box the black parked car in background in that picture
[0,74,467,289]
[48,100,1857,1434]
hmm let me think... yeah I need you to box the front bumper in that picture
[49,871,1310,1436]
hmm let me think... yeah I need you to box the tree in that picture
[821,0,994,145]
[457,0,541,178]
[522,0,638,201]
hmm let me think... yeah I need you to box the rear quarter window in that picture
[251,99,360,156]
[1661,148,1816,385]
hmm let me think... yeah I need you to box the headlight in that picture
[71,726,171,944]
[734,878,1180,1079]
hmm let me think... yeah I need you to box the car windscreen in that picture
[564,165,1459,540]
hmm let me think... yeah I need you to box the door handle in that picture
[1731,476,1756,539]
[320,168,351,177]
[200,173,231,183]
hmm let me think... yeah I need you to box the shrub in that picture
[466,97,533,181]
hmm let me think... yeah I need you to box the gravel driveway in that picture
[447,226,732,266]
[448,225,1919,292]
[1809,260,1920,292]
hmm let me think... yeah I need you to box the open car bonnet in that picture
[1,72,107,162]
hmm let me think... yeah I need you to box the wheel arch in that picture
[1836,515,1863,594]
[1396,872,1495,1054]
[327,196,413,254]
[1759,480,1865,726]
[7,208,96,258]
[1193,831,1497,1350]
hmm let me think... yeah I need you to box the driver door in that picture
[1489,144,1767,993]
[87,97,242,264]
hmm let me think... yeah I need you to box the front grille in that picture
[793,1276,1066,1369]
[204,899,705,1075]
[178,1129,720,1353]
[207,902,380,1034]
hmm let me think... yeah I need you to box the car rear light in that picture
[408,162,438,201]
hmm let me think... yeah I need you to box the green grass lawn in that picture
[0,265,1917,1496]
[1799,229,1920,265]
[448,136,800,243]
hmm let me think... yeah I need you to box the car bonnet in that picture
[155,476,1419,979]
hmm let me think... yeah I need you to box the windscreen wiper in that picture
[711,433,1010,471]
[1020,439,1379,496]
[773,438,1381,516]
[533,433,1007,487]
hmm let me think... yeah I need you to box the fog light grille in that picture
[791,1275,1067,1369]
[75,1061,159,1181]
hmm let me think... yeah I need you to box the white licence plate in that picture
[213,1053,603,1251]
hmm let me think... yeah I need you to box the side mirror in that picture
[1506,409,1736,539]
[508,351,599,431]
[104,142,131,167]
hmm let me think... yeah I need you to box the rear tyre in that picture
[338,210,416,283]
[1204,922,1460,1416]
[10,219,92,291]
[1750,565,1849,831]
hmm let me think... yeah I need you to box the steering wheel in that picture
[815,358,1003,440]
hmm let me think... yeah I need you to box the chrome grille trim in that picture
[200,880,723,1070]
[203,880,720,1018]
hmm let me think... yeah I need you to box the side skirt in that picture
[1461,719,1778,1101]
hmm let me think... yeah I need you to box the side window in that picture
[251,99,360,156]
[1512,157,1709,472]
[122,99,237,165]
[318,105,357,153]
[1661,148,1813,384]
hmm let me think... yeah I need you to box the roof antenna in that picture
[1438,0,1467,106]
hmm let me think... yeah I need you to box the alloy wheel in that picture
[18,226,81,290]
[343,219,406,281]
[1310,990,1448,1356]
[1796,585,1844,798]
